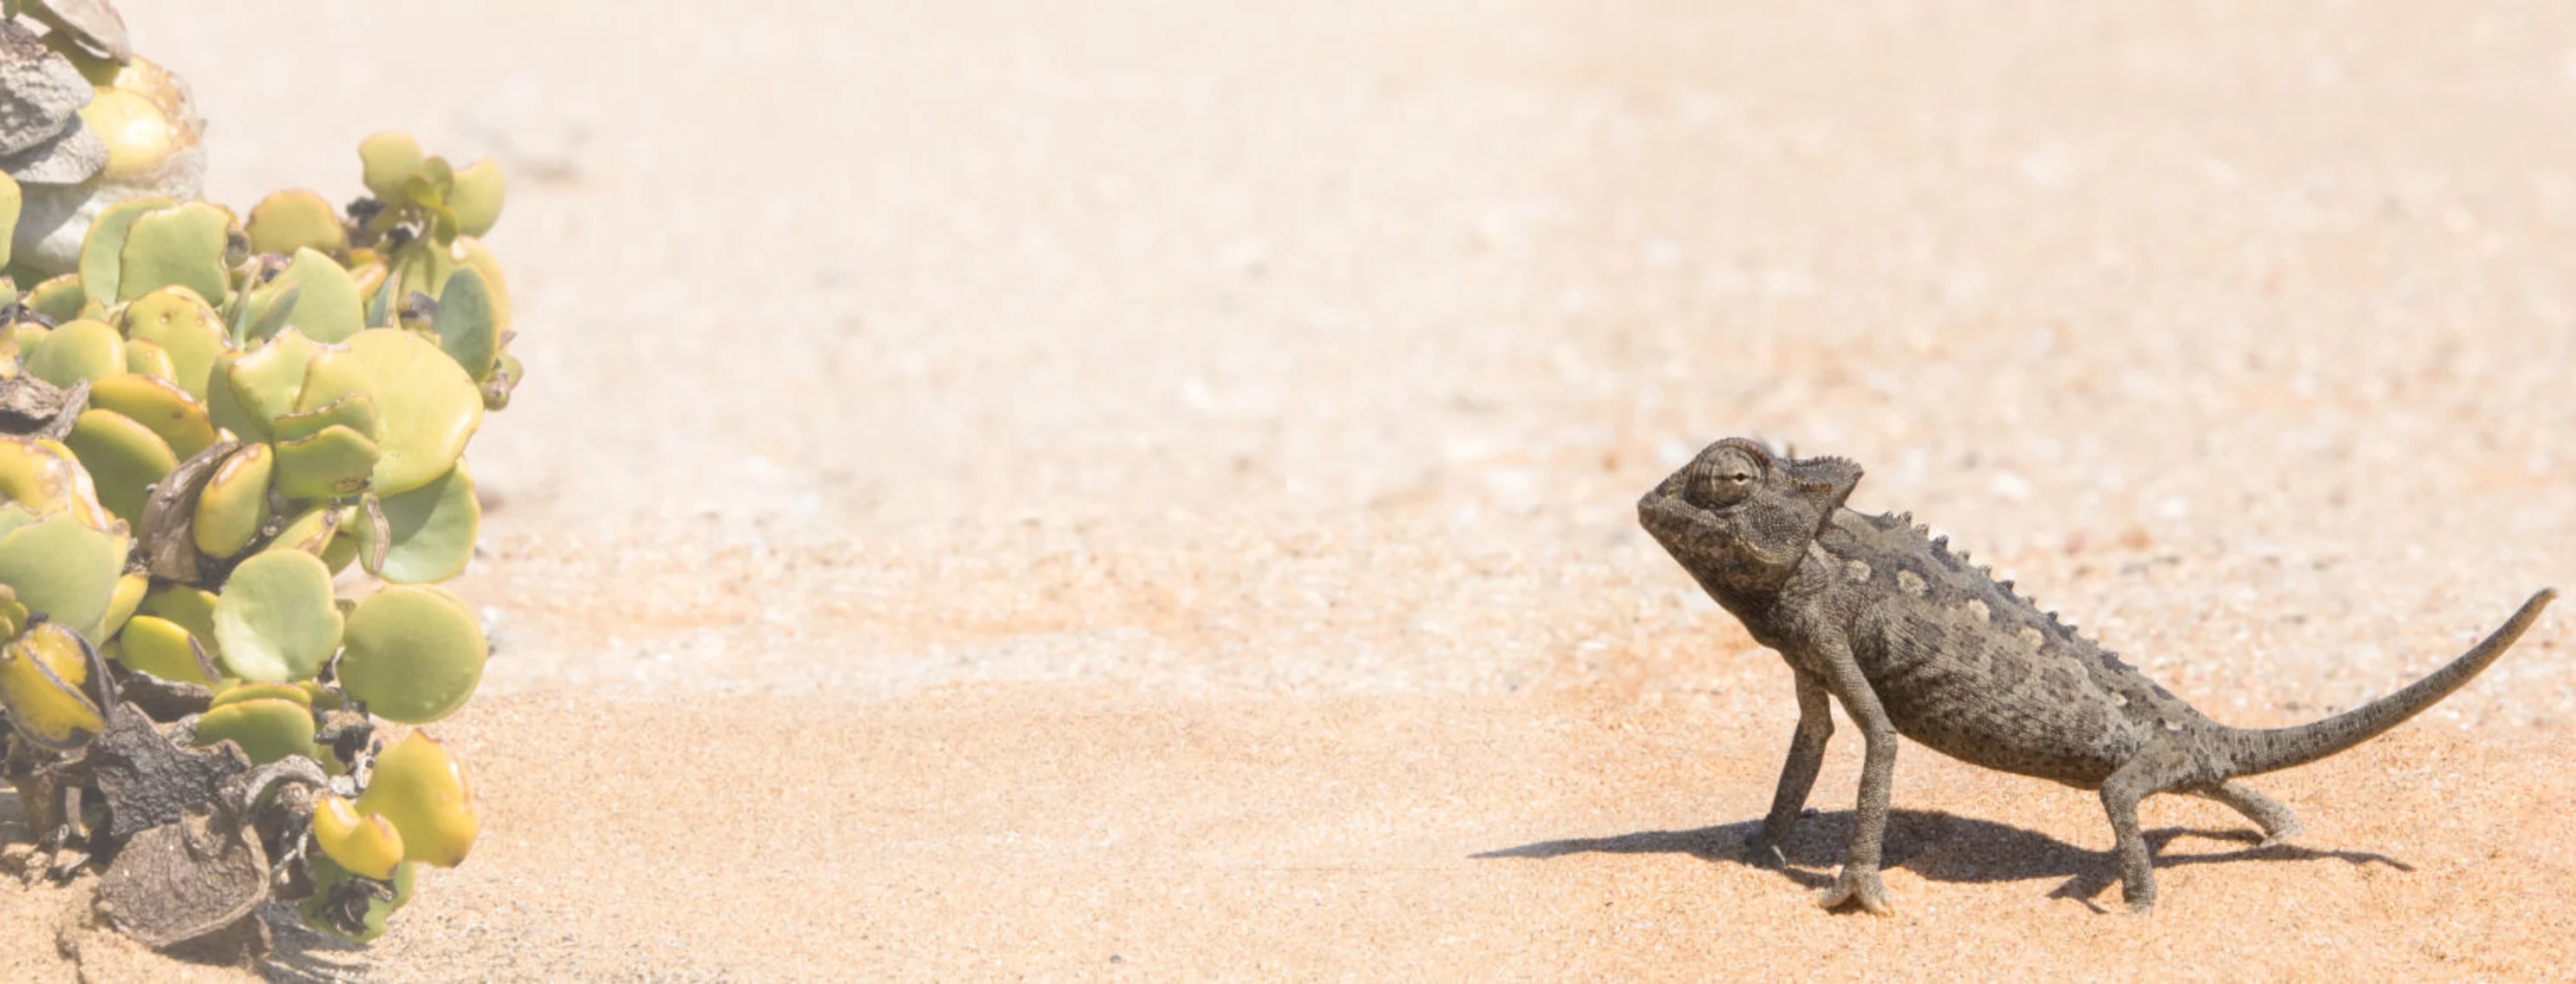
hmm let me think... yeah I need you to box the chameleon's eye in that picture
[1687,456,1760,509]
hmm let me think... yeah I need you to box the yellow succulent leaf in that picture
[120,287,229,403]
[79,88,175,182]
[139,584,225,669]
[100,572,147,640]
[106,613,217,686]
[0,622,105,750]
[86,374,218,462]
[312,794,405,880]
[0,436,114,529]
[192,443,274,559]
[121,337,177,380]
[356,731,479,868]
[210,680,312,710]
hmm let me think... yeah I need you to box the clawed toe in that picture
[2255,820,2304,849]
[1816,867,1894,915]
[1741,834,1789,869]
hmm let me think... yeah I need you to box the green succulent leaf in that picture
[337,584,485,725]
[401,174,444,213]
[448,159,503,238]
[61,409,176,525]
[271,424,380,502]
[76,196,177,305]
[271,394,380,445]
[223,328,323,431]
[360,464,479,584]
[364,259,401,328]
[389,240,457,309]
[24,273,86,323]
[262,503,343,557]
[344,329,482,495]
[358,132,428,204]
[260,248,364,344]
[245,189,348,257]
[292,348,381,432]
[192,696,317,764]
[431,267,498,379]
[234,279,300,346]
[115,202,232,304]
[210,549,343,683]
[0,511,129,643]
[200,352,265,443]
[23,318,125,388]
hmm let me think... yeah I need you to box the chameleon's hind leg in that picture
[2190,780,2303,847]
[2098,745,2196,913]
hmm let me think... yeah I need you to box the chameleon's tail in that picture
[2226,588,2556,777]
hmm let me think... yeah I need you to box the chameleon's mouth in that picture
[1637,481,1724,552]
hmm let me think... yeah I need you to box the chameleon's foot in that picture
[2120,881,2156,915]
[1816,866,1894,915]
[1741,831,1789,869]
[2254,815,2303,849]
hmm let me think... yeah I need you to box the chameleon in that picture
[1636,436,2555,914]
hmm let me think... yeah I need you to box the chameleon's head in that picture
[1638,437,1862,596]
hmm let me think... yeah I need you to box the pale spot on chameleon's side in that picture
[1897,570,1927,596]
[2018,626,2045,649]
[2161,718,2183,732]
[1843,559,1872,584]
[1962,599,1990,622]
[2110,692,2130,707]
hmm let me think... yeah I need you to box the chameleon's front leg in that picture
[1813,635,1899,915]
[1744,669,1834,867]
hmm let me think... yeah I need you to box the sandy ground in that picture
[4,0,2575,980]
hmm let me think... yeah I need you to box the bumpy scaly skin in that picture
[1638,437,2556,914]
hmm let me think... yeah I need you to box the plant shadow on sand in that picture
[1474,809,2411,913]
[255,907,372,983]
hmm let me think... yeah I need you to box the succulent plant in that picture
[0,49,520,950]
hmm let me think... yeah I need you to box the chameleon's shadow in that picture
[1474,809,2409,912]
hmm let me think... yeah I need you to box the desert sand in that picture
[4,0,2574,980]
